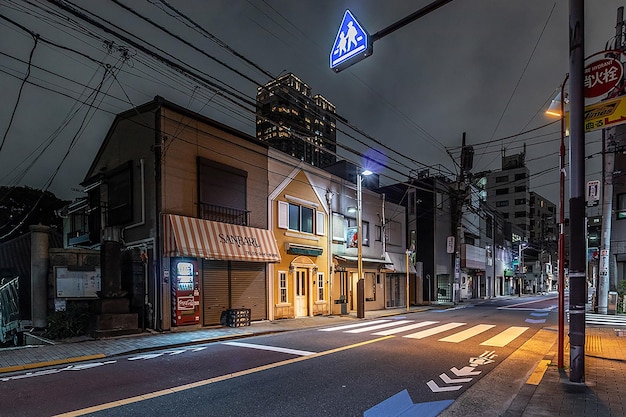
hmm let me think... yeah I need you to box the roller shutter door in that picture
[202,260,229,326]
[231,262,267,321]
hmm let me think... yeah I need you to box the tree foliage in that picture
[0,186,68,243]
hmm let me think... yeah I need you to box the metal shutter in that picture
[202,260,229,326]
[230,262,267,321]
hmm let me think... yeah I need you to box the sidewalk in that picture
[441,325,626,417]
[1,305,626,417]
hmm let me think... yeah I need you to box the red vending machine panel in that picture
[171,259,200,326]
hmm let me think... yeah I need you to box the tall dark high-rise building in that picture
[256,73,337,168]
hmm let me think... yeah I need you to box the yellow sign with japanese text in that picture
[566,97,626,133]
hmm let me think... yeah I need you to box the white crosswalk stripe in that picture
[439,324,495,343]
[586,313,626,326]
[345,320,413,333]
[319,320,529,347]
[373,321,439,336]
[480,326,528,347]
[404,322,466,339]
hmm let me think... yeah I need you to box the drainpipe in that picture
[326,190,334,315]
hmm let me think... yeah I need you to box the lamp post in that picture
[357,170,372,319]
[546,74,569,369]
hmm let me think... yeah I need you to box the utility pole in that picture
[598,7,624,314]
[451,133,473,304]
[568,0,586,383]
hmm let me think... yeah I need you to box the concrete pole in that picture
[357,174,365,318]
[30,224,50,329]
[599,7,624,314]
[568,0,586,383]
[599,129,613,314]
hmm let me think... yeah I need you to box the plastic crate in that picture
[225,308,251,327]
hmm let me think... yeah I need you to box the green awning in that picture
[285,243,323,257]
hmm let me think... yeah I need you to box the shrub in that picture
[43,304,91,340]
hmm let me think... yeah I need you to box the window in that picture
[495,188,509,195]
[347,217,369,246]
[436,192,443,209]
[618,193,626,219]
[495,175,509,183]
[386,220,402,247]
[515,185,526,192]
[486,216,493,238]
[332,213,345,241]
[198,158,247,221]
[279,271,287,303]
[495,201,509,207]
[278,201,323,234]
[317,272,324,301]
[515,211,526,218]
[515,198,527,205]
[515,173,527,181]
[107,161,133,226]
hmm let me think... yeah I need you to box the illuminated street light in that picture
[546,75,569,369]
[357,169,372,318]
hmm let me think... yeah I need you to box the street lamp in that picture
[546,75,568,369]
[357,169,372,319]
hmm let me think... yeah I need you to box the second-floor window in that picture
[278,200,324,235]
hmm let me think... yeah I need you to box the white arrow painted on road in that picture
[439,373,472,384]
[128,353,164,361]
[427,380,463,392]
[451,366,481,377]
[525,318,546,324]
[530,312,549,317]
[164,350,187,355]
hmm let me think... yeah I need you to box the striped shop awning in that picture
[163,214,281,263]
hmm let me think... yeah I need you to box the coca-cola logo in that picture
[177,296,195,310]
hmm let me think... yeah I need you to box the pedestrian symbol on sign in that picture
[330,10,372,72]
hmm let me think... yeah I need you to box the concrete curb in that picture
[0,354,106,374]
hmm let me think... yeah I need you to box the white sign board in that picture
[55,267,101,298]
[587,180,600,205]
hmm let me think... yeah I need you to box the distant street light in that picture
[357,169,372,319]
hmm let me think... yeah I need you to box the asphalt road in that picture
[1,297,557,417]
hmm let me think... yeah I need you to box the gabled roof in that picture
[82,96,267,185]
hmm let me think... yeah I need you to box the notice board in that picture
[55,267,101,298]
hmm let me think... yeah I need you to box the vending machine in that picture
[171,258,200,326]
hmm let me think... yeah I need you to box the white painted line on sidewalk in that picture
[222,341,315,356]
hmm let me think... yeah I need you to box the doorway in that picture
[295,268,308,317]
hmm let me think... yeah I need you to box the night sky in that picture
[0,1,623,208]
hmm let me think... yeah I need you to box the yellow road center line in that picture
[53,336,393,417]
[526,359,550,385]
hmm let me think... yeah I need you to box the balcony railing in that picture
[199,203,250,226]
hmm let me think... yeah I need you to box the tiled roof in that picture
[0,229,63,280]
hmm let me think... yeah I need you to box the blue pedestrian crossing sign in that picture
[330,9,372,72]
